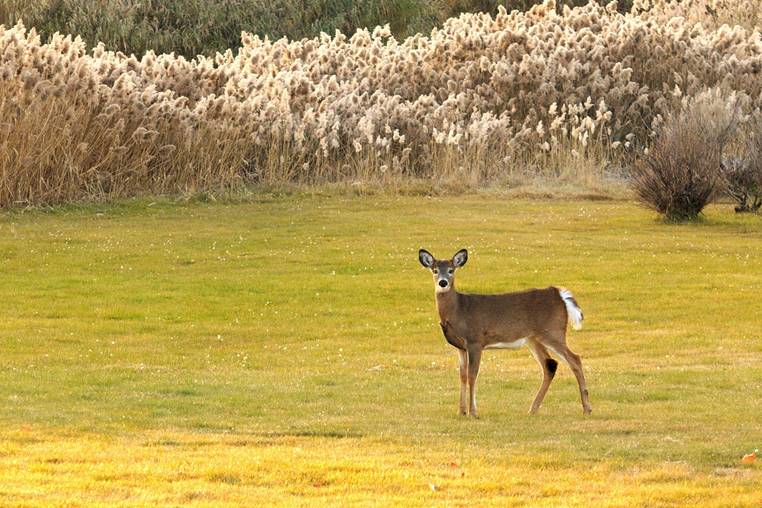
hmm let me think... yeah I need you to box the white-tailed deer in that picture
[419,248,591,417]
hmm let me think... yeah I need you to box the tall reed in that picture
[1,0,761,206]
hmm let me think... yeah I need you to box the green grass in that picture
[1,195,761,505]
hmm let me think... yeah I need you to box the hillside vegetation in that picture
[0,1,624,58]
[0,0,441,58]
[1,0,761,206]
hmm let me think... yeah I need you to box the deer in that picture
[418,248,591,418]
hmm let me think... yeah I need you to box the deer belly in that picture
[484,338,528,350]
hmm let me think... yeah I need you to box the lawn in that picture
[0,194,761,506]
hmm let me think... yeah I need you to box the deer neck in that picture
[436,288,461,324]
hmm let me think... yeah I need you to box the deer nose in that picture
[438,280,448,288]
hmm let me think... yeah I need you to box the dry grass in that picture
[1,0,762,206]
[632,0,762,32]
[0,91,248,205]
[0,0,442,57]
[2,429,760,506]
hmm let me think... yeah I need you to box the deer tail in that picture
[556,287,583,330]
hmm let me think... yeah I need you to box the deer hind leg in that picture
[466,344,482,418]
[457,349,468,416]
[527,340,558,415]
[550,342,592,415]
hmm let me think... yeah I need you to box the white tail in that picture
[557,287,584,330]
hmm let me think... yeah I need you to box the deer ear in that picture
[419,249,435,268]
[452,249,468,267]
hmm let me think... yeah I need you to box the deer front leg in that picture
[467,344,482,418]
[457,349,468,415]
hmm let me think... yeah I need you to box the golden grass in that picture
[2,427,760,506]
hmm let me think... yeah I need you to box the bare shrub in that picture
[631,90,740,221]
[721,115,762,212]
[721,157,762,212]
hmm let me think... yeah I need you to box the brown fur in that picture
[419,249,592,417]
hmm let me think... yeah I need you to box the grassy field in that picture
[1,194,761,505]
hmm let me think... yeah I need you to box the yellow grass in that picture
[2,428,760,506]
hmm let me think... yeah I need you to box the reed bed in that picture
[1,0,761,206]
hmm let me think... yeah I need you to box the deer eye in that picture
[432,269,438,274]
[448,269,454,275]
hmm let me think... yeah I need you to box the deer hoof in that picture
[583,407,592,416]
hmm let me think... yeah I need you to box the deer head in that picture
[418,248,468,293]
